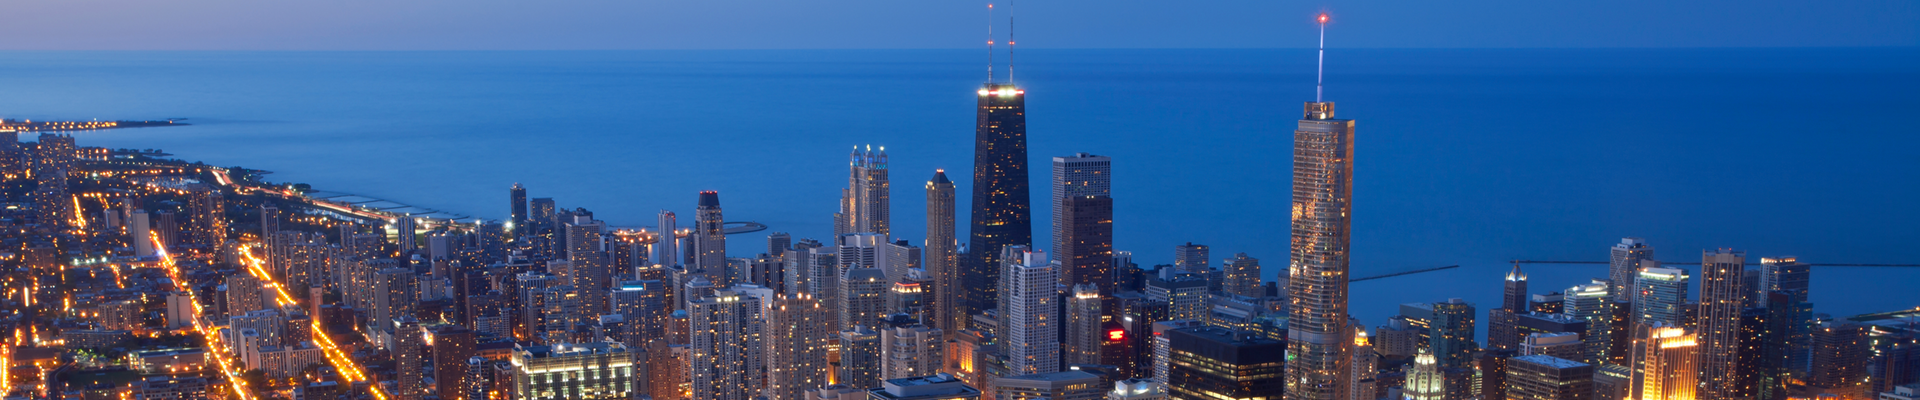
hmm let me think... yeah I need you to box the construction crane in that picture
[1352,265,1460,283]
[1509,260,1919,267]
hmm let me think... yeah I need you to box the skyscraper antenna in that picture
[1316,13,1328,102]
[987,3,994,83]
[1008,0,1015,83]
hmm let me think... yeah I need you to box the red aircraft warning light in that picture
[1318,14,1329,23]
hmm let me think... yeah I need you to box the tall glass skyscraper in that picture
[1285,99,1356,400]
[965,83,1031,321]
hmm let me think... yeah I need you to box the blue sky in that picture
[1,0,1913,50]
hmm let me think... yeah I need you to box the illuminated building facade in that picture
[510,341,637,400]
[925,170,961,339]
[656,210,678,268]
[396,316,425,400]
[841,267,890,331]
[837,145,891,237]
[689,289,764,400]
[1633,266,1689,328]
[1608,238,1655,300]
[1285,95,1356,400]
[841,326,884,389]
[1490,265,1529,351]
[1429,299,1476,369]
[999,246,1060,375]
[1164,327,1285,400]
[1222,253,1262,299]
[1564,280,1617,366]
[1630,323,1697,400]
[965,82,1032,323]
[1052,153,1112,290]
[1404,350,1447,400]
[768,294,832,400]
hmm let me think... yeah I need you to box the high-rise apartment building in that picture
[965,82,1032,324]
[1052,153,1112,290]
[509,341,638,400]
[689,289,764,400]
[841,267,890,331]
[1285,75,1357,400]
[1804,322,1871,399]
[840,326,883,389]
[1506,355,1594,400]
[394,316,425,400]
[376,268,419,334]
[657,210,679,268]
[1634,266,1690,328]
[226,273,267,318]
[882,324,944,380]
[837,146,891,236]
[925,170,961,339]
[1429,298,1476,369]
[1065,284,1104,367]
[767,293,832,400]
[1000,246,1060,375]
[1698,249,1745,400]
[694,191,728,284]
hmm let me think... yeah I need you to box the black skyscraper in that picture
[965,82,1031,319]
[510,183,527,238]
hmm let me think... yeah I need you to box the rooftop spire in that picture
[986,3,994,83]
[1008,0,1015,83]
[1316,13,1328,102]
[1507,263,1527,282]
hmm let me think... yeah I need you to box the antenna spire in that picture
[1008,0,1014,83]
[987,3,995,83]
[1316,13,1328,102]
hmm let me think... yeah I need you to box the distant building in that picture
[510,341,637,400]
[1506,355,1593,400]
[869,374,982,400]
[1108,378,1167,400]
[1221,253,1262,299]
[1163,327,1284,400]
[995,370,1105,400]
[998,246,1060,375]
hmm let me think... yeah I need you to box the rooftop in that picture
[1512,354,1590,369]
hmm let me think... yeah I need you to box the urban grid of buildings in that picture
[0,13,1913,400]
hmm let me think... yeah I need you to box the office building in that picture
[1053,153,1113,291]
[996,370,1105,400]
[1759,257,1811,373]
[869,374,983,400]
[510,183,528,237]
[1066,284,1105,367]
[694,191,728,284]
[689,289,764,400]
[1802,322,1871,400]
[1608,238,1655,299]
[1222,253,1261,299]
[1146,274,1208,322]
[1108,379,1167,400]
[1286,89,1357,400]
[1634,266,1690,328]
[1172,243,1208,274]
[966,82,1033,325]
[1699,249,1745,400]
[884,324,945,379]
[1430,298,1477,369]
[1506,355,1593,400]
[1630,323,1697,400]
[1564,280,1617,366]
[1491,265,1530,351]
[1164,327,1285,400]
[926,169,961,339]
[1522,333,1586,361]
[510,341,637,400]
[768,293,833,400]
[999,246,1060,375]
[1405,349,1447,400]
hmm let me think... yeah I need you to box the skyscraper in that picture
[689,289,764,400]
[1222,253,1262,298]
[1065,284,1104,367]
[1430,298,1477,369]
[1698,249,1746,400]
[394,316,424,400]
[926,170,961,339]
[695,191,728,284]
[1490,264,1529,351]
[1759,257,1811,374]
[1608,238,1655,299]
[1052,152,1111,288]
[882,324,944,380]
[1805,322,1871,400]
[840,267,889,331]
[1000,245,1060,375]
[657,210,679,267]
[1633,265,1690,328]
[965,82,1032,322]
[839,326,883,389]
[1286,18,1357,398]
[1165,327,1287,400]
[1404,349,1447,400]
[1631,323,1698,400]
[766,293,831,400]
[1059,194,1114,293]
[1564,280,1617,366]
[838,146,892,236]
[510,183,527,238]
[1173,243,1209,274]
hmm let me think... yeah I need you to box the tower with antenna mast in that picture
[1286,12,1357,400]
[962,1,1033,324]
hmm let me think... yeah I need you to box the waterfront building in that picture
[510,341,638,400]
[884,324,945,380]
[1629,323,1697,400]
[1564,280,1617,366]
[694,191,728,284]
[1699,249,1746,400]
[689,289,764,400]
[1608,238,1655,300]
[1066,284,1104,367]
[1286,61,1358,400]
[965,81,1033,324]
[870,374,983,400]
[1222,253,1261,299]
[1634,266,1690,328]
[996,370,1105,400]
[768,293,833,400]
[999,246,1060,375]
[841,326,884,389]
[925,169,962,339]
[1506,355,1593,400]
[1164,326,1285,400]
[1491,265,1530,351]
[1052,152,1113,290]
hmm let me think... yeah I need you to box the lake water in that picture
[1,48,1915,330]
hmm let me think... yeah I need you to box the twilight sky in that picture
[2,0,1914,50]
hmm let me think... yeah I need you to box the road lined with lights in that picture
[149,233,253,400]
[237,247,389,400]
